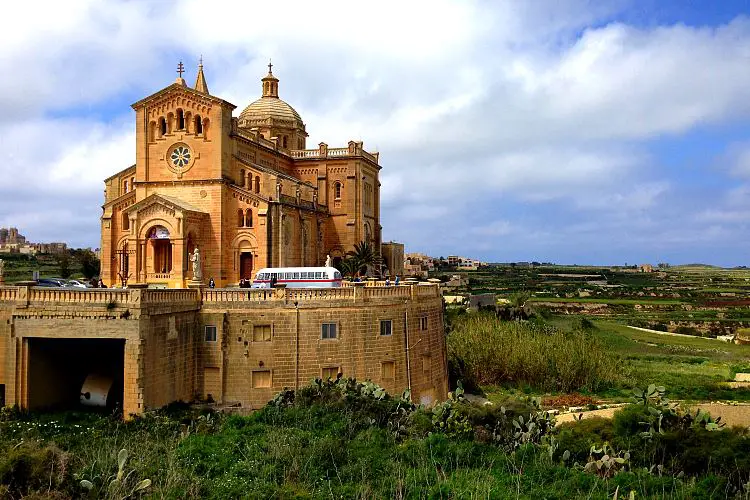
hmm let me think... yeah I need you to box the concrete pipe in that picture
[80,374,114,407]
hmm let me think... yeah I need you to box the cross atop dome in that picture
[262,60,279,98]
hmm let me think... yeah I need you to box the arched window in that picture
[334,181,342,199]
[255,176,260,194]
[159,117,167,137]
[166,112,174,134]
[177,109,185,130]
[203,118,210,140]
[131,176,135,191]
[240,169,245,187]
[194,115,203,135]
[237,209,245,227]
[245,209,253,227]
[122,212,130,231]
[282,136,288,148]
[123,180,128,193]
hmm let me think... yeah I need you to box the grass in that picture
[529,297,685,305]
[478,315,750,403]
[1,384,746,499]
[448,312,621,393]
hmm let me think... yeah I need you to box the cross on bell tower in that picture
[175,61,186,86]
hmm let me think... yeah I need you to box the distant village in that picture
[0,227,67,255]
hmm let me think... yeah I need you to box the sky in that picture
[1,0,750,266]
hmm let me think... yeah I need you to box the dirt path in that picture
[555,404,750,428]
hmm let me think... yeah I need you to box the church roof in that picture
[131,83,235,110]
[237,65,306,132]
[238,96,304,127]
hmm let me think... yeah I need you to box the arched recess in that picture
[139,219,178,275]
[202,118,210,140]
[231,233,258,281]
[328,247,344,270]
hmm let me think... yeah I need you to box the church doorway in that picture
[148,225,173,275]
[240,252,253,280]
[152,239,172,274]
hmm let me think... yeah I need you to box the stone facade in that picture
[101,63,381,288]
[0,285,447,415]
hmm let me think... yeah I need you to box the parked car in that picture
[65,279,89,288]
[36,278,64,287]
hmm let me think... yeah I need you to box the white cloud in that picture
[1,1,750,263]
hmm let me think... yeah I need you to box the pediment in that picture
[124,194,207,219]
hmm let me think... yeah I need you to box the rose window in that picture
[170,146,191,168]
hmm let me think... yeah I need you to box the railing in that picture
[286,287,354,302]
[202,289,278,302]
[289,147,379,163]
[0,287,18,301]
[327,148,349,157]
[28,288,130,305]
[415,284,441,298]
[290,149,320,159]
[1,284,440,308]
[362,286,410,299]
[146,273,172,280]
[141,289,199,305]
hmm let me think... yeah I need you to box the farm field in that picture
[446,264,750,338]
[441,264,750,407]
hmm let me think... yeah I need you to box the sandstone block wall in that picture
[0,285,448,416]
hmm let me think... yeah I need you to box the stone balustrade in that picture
[28,287,130,306]
[0,286,18,302]
[0,283,440,310]
[289,147,379,163]
[201,284,439,305]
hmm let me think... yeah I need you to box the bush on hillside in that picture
[448,313,621,392]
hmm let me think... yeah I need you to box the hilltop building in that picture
[101,62,381,288]
[0,227,67,255]
[0,62,448,417]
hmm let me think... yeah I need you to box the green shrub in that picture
[448,312,621,392]
[0,442,72,498]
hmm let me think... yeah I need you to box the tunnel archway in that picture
[27,338,125,411]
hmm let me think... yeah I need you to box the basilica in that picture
[101,62,382,288]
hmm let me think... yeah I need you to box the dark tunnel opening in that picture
[27,338,124,412]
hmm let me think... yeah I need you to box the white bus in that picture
[251,267,343,289]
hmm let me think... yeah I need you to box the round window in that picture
[170,145,191,168]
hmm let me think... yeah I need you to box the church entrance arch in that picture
[147,225,173,275]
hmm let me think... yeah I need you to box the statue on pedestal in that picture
[325,254,332,268]
[190,247,202,282]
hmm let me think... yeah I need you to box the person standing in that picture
[208,277,215,288]
[394,275,400,286]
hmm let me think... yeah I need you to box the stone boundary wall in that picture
[0,284,448,417]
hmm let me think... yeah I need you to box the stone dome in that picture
[238,96,304,130]
[236,65,306,136]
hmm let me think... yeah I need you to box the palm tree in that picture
[346,241,382,277]
[338,257,359,278]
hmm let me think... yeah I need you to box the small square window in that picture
[253,325,272,342]
[252,370,272,388]
[322,323,337,339]
[322,366,340,380]
[204,325,217,342]
[380,320,392,336]
[422,355,431,373]
[420,317,428,331]
[381,361,395,380]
